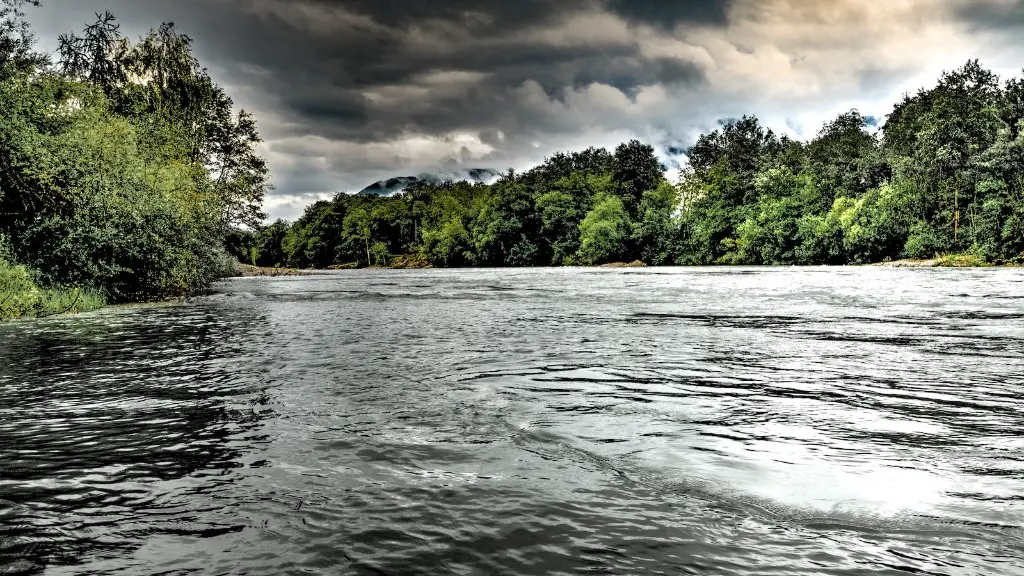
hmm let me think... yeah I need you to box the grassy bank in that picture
[872,253,1021,268]
[232,263,313,277]
[1,261,104,320]
[328,254,434,270]
[600,261,648,268]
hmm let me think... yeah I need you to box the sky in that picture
[26,0,1024,221]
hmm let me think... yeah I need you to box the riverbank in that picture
[4,256,1016,322]
[600,261,648,268]
[870,254,1021,268]
[1,260,315,321]
[330,254,434,270]
[231,263,316,277]
[0,261,105,320]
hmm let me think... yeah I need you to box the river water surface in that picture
[1,268,1023,575]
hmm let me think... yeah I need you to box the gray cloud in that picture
[158,0,719,144]
[606,0,731,27]
[955,1,1024,31]
[27,0,1024,220]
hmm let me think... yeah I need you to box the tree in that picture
[536,172,606,265]
[283,201,343,268]
[632,181,679,265]
[57,11,127,92]
[343,207,373,266]
[0,6,273,309]
[473,175,539,266]
[884,60,1006,253]
[252,220,290,267]
[806,110,888,202]
[58,17,271,229]
[0,0,41,80]
[613,139,663,217]
[578,194,630,265]
[422,217,473,266]
[256,62,1024,271]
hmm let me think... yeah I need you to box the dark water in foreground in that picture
[2,268,1023,575]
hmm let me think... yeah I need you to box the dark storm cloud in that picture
[299,0,580,31]
[954,1,1024,31]
[29,0,731,209]
[606,0,731,27]
[28,0,1024,220]
[294,0,730,30]
[147,0,724,143]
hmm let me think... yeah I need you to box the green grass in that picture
[0,260,105,320]
[934,253,991,267]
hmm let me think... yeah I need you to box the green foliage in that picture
[0,7,270,315]
[729,196,802,265]
[578,194,630,265]
[904,221,947,259]
[224,227,256,263]
[934,253,990,267]
[836,183,918,264]
[342,207,373,265]
[806,110,888,201]
[667,61,1024,266]
[0,0,42,80]
[632,181,680,265]
[422,217,474,267]
[284,202,344,268]
[613,139,663,217]
[536,173,606,265]
[7,8,1015,286]
[794,209,845,265]
[228,60,1022,271]
[473,176,541,267]
[0,257,104,319]
[251,220,290,267]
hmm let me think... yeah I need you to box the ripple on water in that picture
[1,268,1023,575]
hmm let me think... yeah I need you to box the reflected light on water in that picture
[1,267,1023,575]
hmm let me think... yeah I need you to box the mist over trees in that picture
[1,0,269,315]
[237,60,1024,269]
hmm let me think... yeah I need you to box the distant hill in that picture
[357,176,421,197]
[357,168,502,196]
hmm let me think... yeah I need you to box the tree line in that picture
[235,60,1024,269]
[2,0,1021,319]
[1,0,269,316]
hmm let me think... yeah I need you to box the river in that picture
[1,268,1023,575]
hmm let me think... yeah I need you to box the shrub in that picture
[934,253,989,267]
[0,259,104,320]
[903,221,948,259]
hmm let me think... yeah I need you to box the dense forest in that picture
[0,0,269,318]
[233,60,1024,270]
